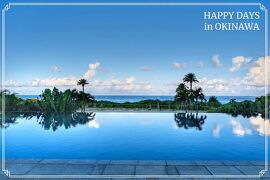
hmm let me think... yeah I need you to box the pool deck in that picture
[1,159,269,179]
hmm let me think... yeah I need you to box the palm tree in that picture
[175,83,188,110]
[183,73,198,91]
[194,87,205,110]
[77,79,89,93]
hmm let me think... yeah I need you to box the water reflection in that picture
[249,116,270,136]
[174,112,207,130]
[212,124,223,138]
[1,112,95,131]
[88,119,100,128]
[230,119,252,137]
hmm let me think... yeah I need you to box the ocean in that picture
[18,95,257,104]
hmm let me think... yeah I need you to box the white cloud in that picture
[140,66,151,72]
[249,116,270,136]
[243,56,270,87]
[29,76,79,87]
[51,65,62,72]
[5,80,19,87]
[89,76,152,93]
[83,62,100,80]
[230,56,251,72]
[212,54,223,67]
[212,124,223,138]
[197,77,229,93]
[230,119,252,137]
[173,62,183,69]
[25,62,100,87]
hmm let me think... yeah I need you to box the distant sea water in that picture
[18,95,257,104]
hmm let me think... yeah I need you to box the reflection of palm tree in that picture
[37,112,95,131]
[0,112,38,128]
[1,112,96,131]
[174,112,207,131]
[183,73,198,91]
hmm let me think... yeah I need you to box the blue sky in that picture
[1,0,269,95]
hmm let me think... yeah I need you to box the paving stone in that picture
[235,165,265,176]
[9,159,42,164]
[112,179,146,180]
[222,161,252,166]
[110,160,138,165]
[176,165,211,175]
[206,165,243,175]
[96,160,110,164]
[138,160,166,165]
[136,165,166,175]
[0,174,8,180]
[166,165,179,175]
[61,164,95,175]
[193,179,226,180]
[166,160,197,165]
[80,178,111,180]
[103,165,135,175]
[91,165,106,175]
[39,159,69,164]
[27,164,66,175]
[73,179,110,180]
[227,178,261,180]
[156,179,192,180]
[249,161,265,166]
[7,163,37,175]
[195,161,224,165]
[265,171,270,177]
[66,159,96,164]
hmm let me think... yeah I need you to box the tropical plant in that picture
[0,90,25,112]
[76,91,95,112]
[183,73,198,91]
[194,87,206,110]
[175,83,188,110]
[38,87,95,114]
[77,79,89,93]
[207,96,221,108]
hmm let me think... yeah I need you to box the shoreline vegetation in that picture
[1,73,269,118]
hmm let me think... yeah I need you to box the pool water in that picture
[2,112,268,160]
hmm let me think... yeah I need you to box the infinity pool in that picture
[2,112,268,160]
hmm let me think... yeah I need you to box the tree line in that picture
[0,75,269,118]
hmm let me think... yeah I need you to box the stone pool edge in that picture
[1,159,268,179]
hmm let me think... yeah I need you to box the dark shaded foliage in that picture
[174,112,207,131]
[0,112,95,131]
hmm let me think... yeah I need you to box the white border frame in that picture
[1,2,268,179]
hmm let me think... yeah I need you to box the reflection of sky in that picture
[211,115,269,138]
[230,119,252,137]
[88,120,100,129]
[212,124,223,138]
[4,112,267,160]
[249,116,270,136]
